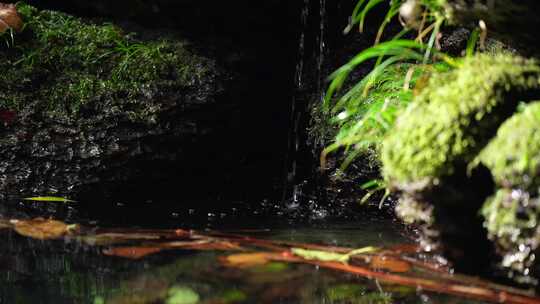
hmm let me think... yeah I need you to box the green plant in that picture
[322,0,456,172]
[1,3,209,118]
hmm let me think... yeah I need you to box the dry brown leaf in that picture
[12,218,70,240]
[164,240,244,251]
[103,246,164,259]
[102,240,243,259]
[0,3,23,33]
[369,255,411,273]
[220,252,287,268]
[79,232,164,246]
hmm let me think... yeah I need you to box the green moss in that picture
[481,189,537,246]
[475,102,540,190]
[381,53,540,187]
[481,188,540,271]
[476,103,540,272]
[0,4,211,121]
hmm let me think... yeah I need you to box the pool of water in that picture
[0,204,499,304]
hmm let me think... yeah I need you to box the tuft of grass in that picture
[0,3,211,119]
[321,0,456,173]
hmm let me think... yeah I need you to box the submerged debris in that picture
[1,215,539,303]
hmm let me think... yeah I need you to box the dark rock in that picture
[0,5,225,204]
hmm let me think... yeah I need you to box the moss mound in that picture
[476,102,540,190]
[477,102,540,273]
[381,53,540,188]
[380,53,540,274]
[0,4,212,122]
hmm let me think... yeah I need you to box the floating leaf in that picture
[0,3,23,33]
[164,240,243,251]
[292,246,378,263]
[103,246,165,259]
[369,256,411,273]
[221,252,283,268]
[292,248,349,262]
[166,286,200,304]
[12,218,72,240]
[23,196,76,203]
[79,232,164,246]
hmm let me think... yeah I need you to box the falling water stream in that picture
[283,0,328,208]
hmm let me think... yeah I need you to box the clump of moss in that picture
[0,4,212,121]
[381,53,540,188]
[475,102,540,190]
[476,102,540,273]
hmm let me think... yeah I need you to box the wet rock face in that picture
[0,5,223,201]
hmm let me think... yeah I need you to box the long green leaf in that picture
[23,196,76,203]
[324,40,425,110]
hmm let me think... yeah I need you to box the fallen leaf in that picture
[164,240,243,251]
[292,248,349,262]
[0,3,23,33]
[23,196,76,203]
[103,246,165,259]
[79,232,164,246]
[291,246,378,263]
[12,218,71,240]
[369,255,411,273]
[221,252,278,268]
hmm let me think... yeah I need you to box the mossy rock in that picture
[1,4,212,121]
[475,102,540,191]
[382,53,540,189]
[481,188,540,275]
[0,4,221,200]
[477,102,540,274]
[380,53,540,274]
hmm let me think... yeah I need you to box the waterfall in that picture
[282,0,327,207]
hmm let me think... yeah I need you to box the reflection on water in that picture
[0,214,492,304]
